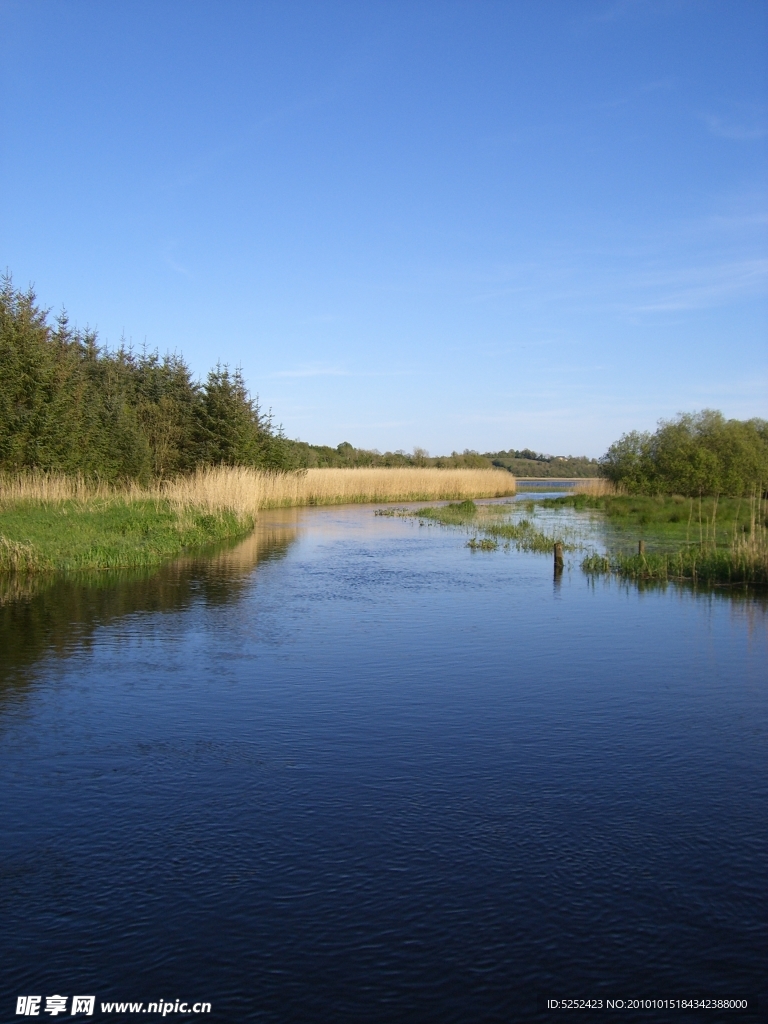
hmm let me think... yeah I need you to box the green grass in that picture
[582,547,768,586]
[481,519,575,553]
[416,499,481,524]
[467,537,498,551]
[537,493,764,549]
[0,499,253,573]
[410,496,767,588]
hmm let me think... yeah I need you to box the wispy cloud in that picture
[628,258,768,312]
[163,242,191,277]
[703,114,767,141]
[270,363,414,379]
[270,365,353,379]
[592,78,674,111]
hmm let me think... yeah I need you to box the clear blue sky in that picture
[2,0,766,457]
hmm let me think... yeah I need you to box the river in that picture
[1,503,766,1023]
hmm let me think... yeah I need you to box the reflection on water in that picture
[0,504,765,1023]
[0,515,298,697]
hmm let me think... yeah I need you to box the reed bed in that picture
[0,467,515,574]
[0,466,515,515]
[571,478,620,496]
[161,466,515,514]
[0,471,120,506]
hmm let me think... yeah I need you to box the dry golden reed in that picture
[572,478,619,496]
[161,466,516,515]
[0,471,117,506]
[0,466,516,517]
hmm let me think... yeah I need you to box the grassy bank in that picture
[0,499,253,573]
[550,492,768,586]
[0,467,515,574]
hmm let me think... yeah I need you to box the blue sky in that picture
[1,0,766,457]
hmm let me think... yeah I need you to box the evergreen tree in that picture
[0,275,293,479]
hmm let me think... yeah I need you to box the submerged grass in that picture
[537,492,764,548]
[410,491,767,589]
[407,500,575,554]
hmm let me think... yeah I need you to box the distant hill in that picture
[283,440,600,476]
[486,451,600,478]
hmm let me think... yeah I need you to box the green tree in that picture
[0,275,293,480]
[194,365,266,467]
[600,411,768,495]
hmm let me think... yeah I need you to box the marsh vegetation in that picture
[403,491,768,588]
[396,499,577,555]
[0,467,515,573]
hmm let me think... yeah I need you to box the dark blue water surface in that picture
[1,506,766,1023]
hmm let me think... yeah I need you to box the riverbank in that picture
[0,467,515,573]
[0,499,254,573]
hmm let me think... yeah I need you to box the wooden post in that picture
[554,542,564,568]
[638,540,645,556]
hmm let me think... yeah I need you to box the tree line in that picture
[0,278,292,481]
[599,410,768,496]
[4,277,765,494]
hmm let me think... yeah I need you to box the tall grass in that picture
[572,478,620,496]
[0,468,516,574]
[0,471,118,505]
[162,466,515,513]
[0,467,515,515]
[582,490,768,585]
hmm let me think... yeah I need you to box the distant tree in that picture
[599,430,656,492]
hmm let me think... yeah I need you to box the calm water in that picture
[1,505,766,1023]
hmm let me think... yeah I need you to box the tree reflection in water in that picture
[0,519,298,700]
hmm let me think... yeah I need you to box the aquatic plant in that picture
[408,501,574,555]
[467,537,498,551]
